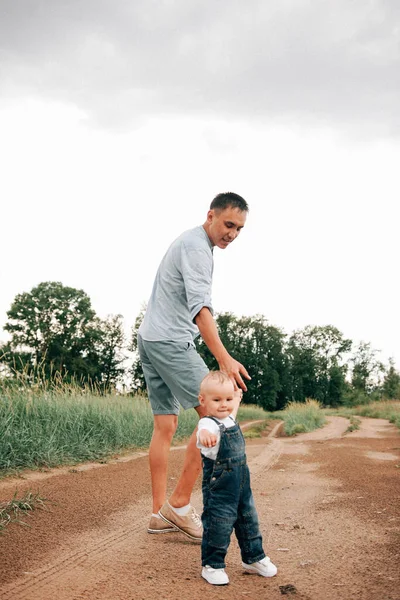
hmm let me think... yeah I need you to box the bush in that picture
[282,399,326,436]
[355,400,400,427]
[237,404,270,421]
[343,389,372,406]
[291,423,307,434]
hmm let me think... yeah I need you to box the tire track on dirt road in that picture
[0,418,352,600]
[0,500,151,600]
[9,415,400,600]
[0,422,284,600]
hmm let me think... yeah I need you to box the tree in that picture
[287,325,351,406]
[351,341,384,395]
[382,358,400,399]
[196,313,289,411]
[130,304,147,390]
[97,314,127,390]
[1,282,104,384]
[327,364,348,407]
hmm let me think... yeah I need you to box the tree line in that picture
[1,282,399,407]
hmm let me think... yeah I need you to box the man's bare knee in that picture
[195,404,208,419]
[153,414,178,440]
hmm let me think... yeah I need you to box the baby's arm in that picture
[231,388,243,419]
[197,418,220,450]
[198,429,218,448]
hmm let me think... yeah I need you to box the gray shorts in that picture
[137,335,209,415]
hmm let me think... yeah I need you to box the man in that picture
[138,192,250,540]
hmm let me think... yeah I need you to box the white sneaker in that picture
[202,565,229,585]
[242,556,278,577]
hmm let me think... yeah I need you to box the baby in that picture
[196,370,277,585]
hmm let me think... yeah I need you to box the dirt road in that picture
[1,417,399,600]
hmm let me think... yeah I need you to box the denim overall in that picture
[201,417,266,569]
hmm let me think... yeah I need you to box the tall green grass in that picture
[282,399,326,436]
[0,390,193,472]
[0,384,270,474]
[237,403,271,421]
[326,400,400,430]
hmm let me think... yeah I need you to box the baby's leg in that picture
[234,468,265,564]
[202,484,237,569]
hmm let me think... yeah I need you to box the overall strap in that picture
[204,416,225,433]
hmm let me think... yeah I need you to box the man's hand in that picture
[195,307,251,391]
[218,353,251,391]
[199,430,218,448]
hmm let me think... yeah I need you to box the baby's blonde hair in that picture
[200,370,232,394]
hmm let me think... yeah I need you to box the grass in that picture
[242,420,270,439]
[0,491,47,533]
[0,380,271,475]
[346,416,362,433]
[281,399,326,436]
[0,390,198,473]
[325,400,400,430]
[5,374,397,476]
[237,403,271,421]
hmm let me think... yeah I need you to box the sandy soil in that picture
[0,416,399,600]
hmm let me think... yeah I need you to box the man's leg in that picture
[137,336,181,529]
[169,404,207,508]
[139,337,208,538]
[150,414,178,513]
[158,404,207,540]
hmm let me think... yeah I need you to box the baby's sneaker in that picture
[202,565,229,585]
[242,556,278,577]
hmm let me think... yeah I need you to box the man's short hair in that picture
[210,192,249,213]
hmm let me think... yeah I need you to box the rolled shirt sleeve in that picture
[139,226,214,342]
[196,418,221,459]
[181,244,214,322]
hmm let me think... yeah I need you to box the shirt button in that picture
[212,477,216,481]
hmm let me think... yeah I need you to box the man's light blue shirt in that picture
[139,225,214,342]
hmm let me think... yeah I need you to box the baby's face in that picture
[200,380,235,418]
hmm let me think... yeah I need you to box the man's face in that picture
[206,206,247,249]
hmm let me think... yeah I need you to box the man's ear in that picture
[206,209,214,223]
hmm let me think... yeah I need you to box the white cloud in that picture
[1,2,399,373]
[0,0,399,134]
[0,99,399,370]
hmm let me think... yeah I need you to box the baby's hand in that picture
[199,430,218,448]
[234,389,243,403]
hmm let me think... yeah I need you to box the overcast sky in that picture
[0,0,399,369]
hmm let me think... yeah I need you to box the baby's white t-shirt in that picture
[196,416,236,460]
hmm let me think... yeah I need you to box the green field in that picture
[0,386,270,474]
[2,380,399,477]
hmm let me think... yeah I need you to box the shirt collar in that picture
[200,225,214,252]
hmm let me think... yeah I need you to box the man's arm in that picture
[195,307,251,391]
